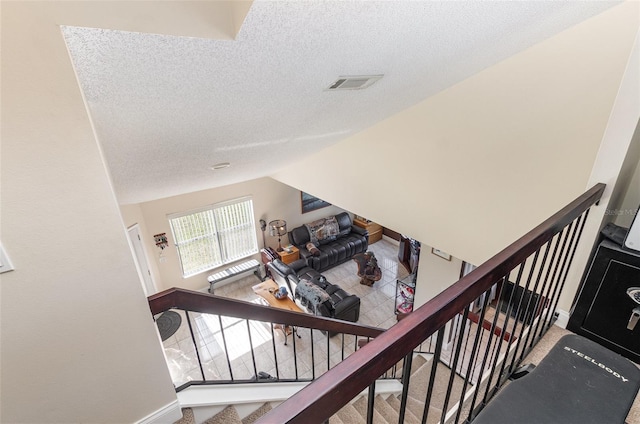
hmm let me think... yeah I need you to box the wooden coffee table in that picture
[252,279,303,345]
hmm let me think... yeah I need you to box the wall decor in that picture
[154,233,168,250]
[301,191,331,214]
[431,248,451,261]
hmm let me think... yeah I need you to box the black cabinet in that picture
[567,239,640,363]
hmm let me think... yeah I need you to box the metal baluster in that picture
[420,328,445,424]
[467,291,501,422]
[246,320,258,380]
[495,263,528,387]
[184,310,205,381]
[458,313,474,380]
[507,249,541,375]
[527,231,564,351]
[479,277,509,405]
[518,242,552,363]
[547,209,589,329]
[367,381,376,424]
[440,307,470,424]
[270,323,280,380]
[327,332,331,371]
[311,329,316,380]
[458,290,492,424]
[218,315,234,381]
[292,323,299,380]
[398,352,414,424]
[535,222,575,343]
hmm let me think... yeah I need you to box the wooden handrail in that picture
[257,183,605,423]
[148,288,384,338]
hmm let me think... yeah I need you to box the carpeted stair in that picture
[174,354,465,424]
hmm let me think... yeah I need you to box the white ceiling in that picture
[62,0,619,205]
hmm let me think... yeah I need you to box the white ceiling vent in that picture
[326,75,383,91]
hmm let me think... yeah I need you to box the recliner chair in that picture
[266,259,361,324]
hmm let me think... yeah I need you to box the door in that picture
[127,224,157,296]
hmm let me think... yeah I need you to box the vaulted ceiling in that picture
[62,0,619,204]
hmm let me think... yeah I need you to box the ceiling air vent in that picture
[326,75,383,91]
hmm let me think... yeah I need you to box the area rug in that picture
[156,310,182,341]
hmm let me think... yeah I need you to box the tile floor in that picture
[160,238,409,387]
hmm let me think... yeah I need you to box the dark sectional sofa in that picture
[266,258,360,324]
[288,212,369,272]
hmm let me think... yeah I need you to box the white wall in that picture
[560,31,640,312]
[1,2,180,422]
[613,126,640,228]
[121,203,164,295]
[125,177,345,291]
[273,3,640,270]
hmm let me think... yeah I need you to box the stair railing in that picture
[256,183,605,424]
[149,289,386,391]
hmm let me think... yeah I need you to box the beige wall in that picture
[126,177,345,291]
[413,247,463,309]
[1,2,181,423]
[273,3,640,270]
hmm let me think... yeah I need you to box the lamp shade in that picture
[269,220,287,237]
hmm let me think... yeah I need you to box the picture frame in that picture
[431,248,451,261]
[301,191,331,214]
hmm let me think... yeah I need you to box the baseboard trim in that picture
[555,309,570,329]
[136,399,182,424]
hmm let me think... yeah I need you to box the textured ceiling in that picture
[62,0,619,204]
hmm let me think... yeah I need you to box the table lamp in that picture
[269,219,287,252]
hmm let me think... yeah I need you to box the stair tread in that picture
[406,395,442,424]
[241,403,272,424]
[385,394,420,424]
[204,405,242,424]
[410,354,429,375]
[408,358,466,412]
[336,403,364,423]
[329,414,345,424]
[374,394,401,424]
[352,396,389,423]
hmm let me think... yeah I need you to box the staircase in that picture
[174,353,467,424]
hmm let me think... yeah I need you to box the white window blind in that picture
[168,197,258,277]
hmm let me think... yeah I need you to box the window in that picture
[168,197,258,277]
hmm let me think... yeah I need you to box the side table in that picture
[354,218,383,244]
[278,246,300,264]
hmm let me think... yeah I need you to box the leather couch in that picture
[266,259,361,324]
[288,212,369,272]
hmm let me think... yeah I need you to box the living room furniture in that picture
[266,259,361,325]
[354,217,383,244]
[568,239,640,363]
[278,246,299,264]
[252,279,303,345]
[269,219,287,251]
[206,259,261,293]
[288,212,369,272]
